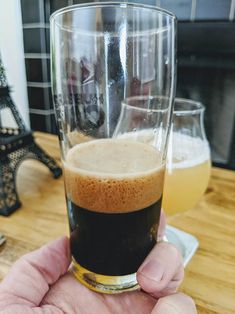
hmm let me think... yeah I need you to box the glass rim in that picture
[50,1,176,34]
[174,98,205,115]
[122,95,172,113]
[121,96,204,115]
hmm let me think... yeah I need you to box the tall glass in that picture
[162,98,211,216]
[50,2,176,294]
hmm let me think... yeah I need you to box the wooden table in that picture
[0,132,234,313]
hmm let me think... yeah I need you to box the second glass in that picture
[162,98,211,216]
[51,2,176,293]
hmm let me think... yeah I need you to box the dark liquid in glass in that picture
[68,197,162,276]
[64,139,164,276]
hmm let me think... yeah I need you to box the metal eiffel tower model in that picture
[0,55,62,216]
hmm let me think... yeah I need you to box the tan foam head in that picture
[64,139,164,213]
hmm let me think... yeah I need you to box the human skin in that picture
[0,212,196,314]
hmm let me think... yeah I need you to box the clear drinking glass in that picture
[50,2,176,293]
[162,98,211,266]
[162,98,211,216]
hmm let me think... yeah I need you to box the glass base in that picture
[72,259,140,294]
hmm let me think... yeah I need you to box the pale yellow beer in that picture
[162,132,211,216]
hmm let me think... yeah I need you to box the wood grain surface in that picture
[0,132,234,313]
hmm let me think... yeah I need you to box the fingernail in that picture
[139,260,163,282]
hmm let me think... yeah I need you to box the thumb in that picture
[0,236,70,308]
[137,242,184,298]
[152,293,197,314]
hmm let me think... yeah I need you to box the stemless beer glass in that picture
[162,98,211,216]
[51,2,176,293]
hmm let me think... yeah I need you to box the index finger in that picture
[152,293,197,314]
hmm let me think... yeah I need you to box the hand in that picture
[0,212,196,314]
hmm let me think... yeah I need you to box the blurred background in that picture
[0,0,235,169]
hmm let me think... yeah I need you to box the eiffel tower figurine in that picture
[0,55,62,216]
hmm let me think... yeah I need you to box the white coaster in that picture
[165,225,199,267]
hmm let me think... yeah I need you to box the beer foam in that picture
[167,132,210,170]
[64,139,164,213]
[116,129,210,170]
[67,131,94,146]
